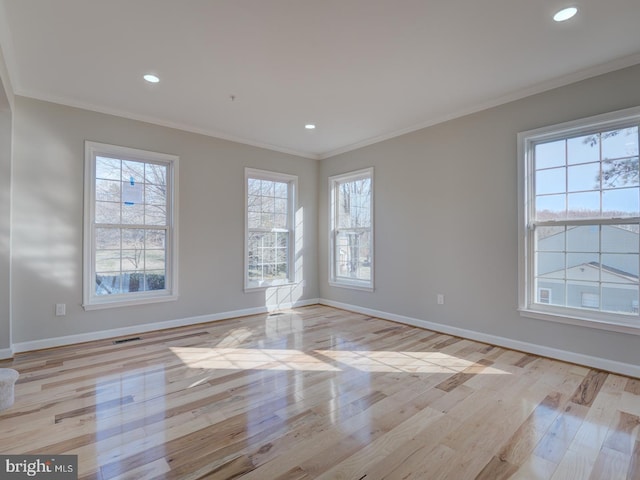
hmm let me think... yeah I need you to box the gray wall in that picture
[319,64,640,366]
[11,97,319,344]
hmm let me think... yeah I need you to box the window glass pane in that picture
[535,194,565,220]
[96,157,121,180]
[337,178,371,229]
[602,225,639,254]
[601,127,638,160]
[567,225,599,252]
[275,182,288,198]
[275,198,287,216]
[145,184,166,205]
[145,205,167,226]
[122,160,145,184]
[121,272,144,292]
[567,163,600,192]
[567,134,600,165]
[274,214,287,229]
[247,211,260,229]
[96,250,120,272]
[567,192,600,217]
[145,250,165,270]
[566,282,599,309]
[122,204,144,224]
[535,280,565,306]
[121,249,143,271]
[122,228,144,249]
[96,201,121,224]
[602,283,638,314]
[535,226,564,251]
[581,292,600,309]
[145,271,166,291]
[146,230,166,249]
[335,230,372,281]
[247,228,290,285]
[601,158,639,189]
[261,180,274,197]
[535,140,565,169]
[536,168,566,195]
[145,163,167,186]
[95,273,121,295]
[566,253,599,280]
[96,228,120,249]
[602,188,639,217]
[601,253,638,281]
[89,146,174,304]
[96,179,121,202]
[535,252,564,277]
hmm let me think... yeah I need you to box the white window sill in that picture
[244,281,297,292]
[519,307,640,336]
[329,280,374,292]
[83,293,178,311]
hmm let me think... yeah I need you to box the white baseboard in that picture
[319,298,640,379]
[0,347,13,360]
[11,298,320,354]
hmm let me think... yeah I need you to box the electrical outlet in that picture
[437,294,445,305]
[55,304,66,316]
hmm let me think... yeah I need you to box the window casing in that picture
[518,107,640,333]
[329,168,374,290]
[84,142,178,310]
[245,168,297,290]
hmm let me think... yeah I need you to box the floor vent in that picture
[113,337,141,344]
[269,312,284,317]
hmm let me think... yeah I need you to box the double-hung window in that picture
[329,168,374,290]
[518,107,640,332]
[84,142,178,309]
[245,168,297,289]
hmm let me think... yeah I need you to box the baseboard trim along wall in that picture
[10,298,320,355]
[7,297,639,378]
[319,298,640,379]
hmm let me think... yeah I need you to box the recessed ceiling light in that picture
[143,74,160,83]
[305,124,316,130]
[553,7,577,22]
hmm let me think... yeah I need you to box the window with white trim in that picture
[518,107,639,331]
[245,168,296,289]
[84,142,178,310]
[329,168,374,290]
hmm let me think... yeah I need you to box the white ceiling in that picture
[0,0,639,159]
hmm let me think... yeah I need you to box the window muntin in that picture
[245,168,296,289]
[84,142,178,309]
[329,168,374,290]
[520,108,640,329]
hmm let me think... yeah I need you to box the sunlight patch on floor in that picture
[169,347,512,375]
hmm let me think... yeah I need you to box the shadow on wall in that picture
[11,130,79,293]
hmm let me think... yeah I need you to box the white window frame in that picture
[83,142,179,310]
[244,168,297,290]
[329,167,374,291]
[518,106,640,334]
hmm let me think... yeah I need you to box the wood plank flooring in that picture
[1,305,639,479]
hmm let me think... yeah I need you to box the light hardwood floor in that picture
[1,305,639,479]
